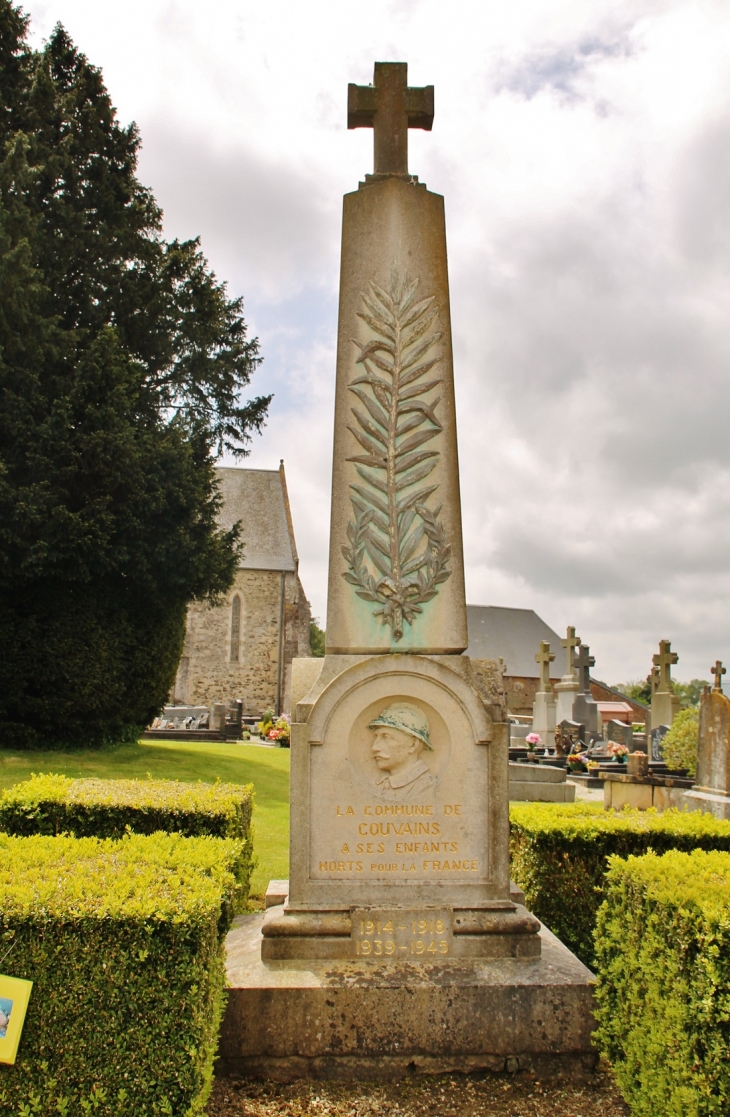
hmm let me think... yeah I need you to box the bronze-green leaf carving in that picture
[341,264,451,641]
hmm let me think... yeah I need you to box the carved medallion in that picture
[341,264,451,641]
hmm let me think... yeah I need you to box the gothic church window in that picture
[230,595,242,662]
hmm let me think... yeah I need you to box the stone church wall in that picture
[172,568,311,716]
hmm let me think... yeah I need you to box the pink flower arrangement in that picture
[607,741,629,757]
[525,733,542,747]
[267,713,291,745]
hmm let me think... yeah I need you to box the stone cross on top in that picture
[535,641,555,691]
[712,659,726,692]
[561,626,581,677]
[348,62,434,177]
[575,644,596,695]
[653,639,678,693]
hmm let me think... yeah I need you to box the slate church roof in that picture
[215,465,298,573]
[464,605,563,679]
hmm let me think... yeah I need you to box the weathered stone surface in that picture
[217,913,597,1082]
[325,176,467,654]
[288,654,509,914]
[176,567,309,714]
[509,762,576,803]
[696,687,730,795]
[555,628,581,723]
[683,682,730,818]
[531,641,556,749]
[233,61,595,1077]
[172,465,311,715]
[650,640,680,731]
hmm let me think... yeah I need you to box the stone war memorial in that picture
[219,62,595,1080]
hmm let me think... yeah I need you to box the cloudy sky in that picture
[24,0,730,684]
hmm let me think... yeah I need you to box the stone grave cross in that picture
[650,638,680,736]
[348,62,434,176]
[575,644,596,695]
[555,626,581,723]
[572,644,600,737]
[532,641,556,749]
[561,627,581,678]
[653,639,678,692]
[535,641,555,691]
[712,659,727,692]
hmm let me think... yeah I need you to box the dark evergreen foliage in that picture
[0,3,270,746]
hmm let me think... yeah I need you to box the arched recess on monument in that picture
[229,593,244,663]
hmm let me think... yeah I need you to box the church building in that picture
[171,462,312,716]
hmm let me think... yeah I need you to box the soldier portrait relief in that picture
[368,702,438,799]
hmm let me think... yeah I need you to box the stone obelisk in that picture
[216,64,596,1082]
[326,62,467,655]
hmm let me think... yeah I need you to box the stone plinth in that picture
[270,653,540,961]
[555,678,579,723]
[651,690,679,731]
[509,762,576,804]
[218,913,597,1082]
[602,772,693,812]
[325,176,467,655]
[531,690,556,750]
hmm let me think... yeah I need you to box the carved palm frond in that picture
[341,264,451,640]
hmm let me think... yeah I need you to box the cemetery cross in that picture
[712,659,726,693]
[561,626,581,677]
[653,639,678,692]
[575,644,596,695]
[535,641,555,691]
[348,62,434,177]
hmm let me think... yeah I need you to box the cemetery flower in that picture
[525,733,541,746]
[266,715,291,746]
[607,741,629,757]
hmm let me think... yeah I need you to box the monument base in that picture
[261,902,541,961]
[218,912,597,1082]
[683,787,730,820]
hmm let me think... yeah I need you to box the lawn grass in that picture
[0,739,290,899]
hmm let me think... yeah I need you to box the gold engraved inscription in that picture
[316,803,478,877]
[352,907,453,960]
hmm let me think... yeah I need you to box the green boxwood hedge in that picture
[594,849,730,1116]
[0,832,242,1115]
[0,775,255,907]
[509,802,730,966]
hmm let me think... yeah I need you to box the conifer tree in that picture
[0,2,270,746]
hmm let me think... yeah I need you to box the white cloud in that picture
[24,0,730,683]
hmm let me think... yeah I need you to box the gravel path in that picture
[207,1064,629,1117]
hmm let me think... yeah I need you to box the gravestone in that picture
[218,60,595,1081]
[556,719,584,755]
[607,719,634,751]
[684,660,730,819]
[531,640,556,750]
[650,724,669,762]
[555,627,581,722]
[571,644,600,735]
[651,639,680,731]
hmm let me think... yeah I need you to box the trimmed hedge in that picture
[0,775,255,907]
[509,802,730,966]
[594,849,730,1116]
[0,833,242,1115]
